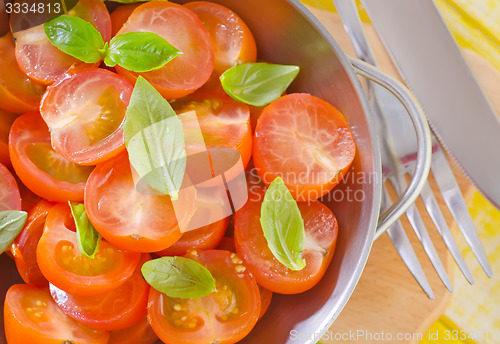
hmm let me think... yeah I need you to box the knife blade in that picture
[361,0,500,209]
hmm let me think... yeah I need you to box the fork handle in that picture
[350,58,432,240]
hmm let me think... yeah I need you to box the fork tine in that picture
[382,188,435,299]
[390,177,453,292]
[430,145,493,277]
[419,180,474,284]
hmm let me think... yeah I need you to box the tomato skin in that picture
[84,153,196,253]
[4,284,110,344]
[0,32,45,113]
[11,199,55,287]
[108,316,158,344]
[0,162,21,211]
[148,249,261,344]
[9,112,94,202]
[116,1,214,99]
[110,3,141,36]
[234,188,338,294]
[49,255,150,331]
[258,285,273,319]
[40,68,133,166]
[0,110,18,168]
[253,93,356,201]
[36,203,141,296]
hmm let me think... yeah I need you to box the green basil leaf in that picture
[260,177,306,271]
[104,32,182,73]
[69,202,101,259]
[141,257,217,299]
[124,76,186,199]
[220,62,300,107]
[0,211,27,254]
[44,15,104,63]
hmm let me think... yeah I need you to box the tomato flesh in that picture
[148,249,261,344]
[0,109,18,168]
[0,162,21,211]
[108,316,158,344]
[4,284,109,344]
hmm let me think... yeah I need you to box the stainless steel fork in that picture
[333,0,493,297]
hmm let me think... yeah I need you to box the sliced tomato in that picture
[9,112,94,202]
[84,153,196,253]
[11,199,54,287]
[253,93,356,201]
[258,285,272,320]
[148,249,261,344]
[108,316,158,344]
[110,3,141,36]
[0,32,45,113]
[4,284,109,344]
[0,162,21,211]
[49,254,150,331]
[172,90,253,168]
[40,68,133,166]
[10,0,111,85]
[36,203,141,296]
[157,218,228,256]
[234,188,338,294]
[0,109,18,168]
[116,1,214,99]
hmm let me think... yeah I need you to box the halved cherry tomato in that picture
[258,285,273,320]
[4,284,110,344]
[36,203,141,296]
[110,3,141,36]
[10,0,111,85]
[148,249,261,344]
[49,254,150,331]
[40,68,133,166]
[0,162,21,211]
[116,1,214,99]
[253,93,356,201]
[234,188,338,294]
[0,32,45,113]
[108,316,158,344]
[84,153,196,253]
[0,109,18,168]
[11,199,54,287]
[184,1,257,90]
[172,90,253,168]
[9,112,94,202]
[157,217,228,256]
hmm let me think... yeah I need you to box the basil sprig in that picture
[260,177,306,271]
[142,257,217,299]
[220,62,300,107]
[0,211,28,254]
[124,76,186,199]
[69,202,101,259]
[44,15,182,73]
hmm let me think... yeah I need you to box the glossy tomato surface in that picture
[234,188,338,294]
[148,250,261,344]
[4,284,110,344]
[9,112,94,202]
[0,109,18,168]
[108,316,158,344]
[116,1,214,99]
[36,203,141,296]
[40,68,133,165]
[0,162,21,211]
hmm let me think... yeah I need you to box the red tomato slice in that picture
[9,112,94,202]
[49,255,150,331]
[116,1,214,99]
[11,199,54,287]
[0,32,45,113]
[40,68,133,166]
[110,3,141,36]
[148,249,261,344]
[258,285,273,320]
[253,93,356,201]
[108,316,158,344]
[0,162,21,211]
[172,90,253,169]
[234,188,338,294]
[157,217,228,256]
[84,153,196,253]
[36,203,141,296]
[0,109,18,168]
[4,284,109,344]
[10,0,111,85]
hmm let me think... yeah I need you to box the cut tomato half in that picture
[0,162,20,211]
[0,109,18,168]
[108,316,158,344]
